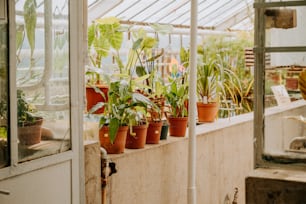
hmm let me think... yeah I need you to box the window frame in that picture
[0,0,84,185]
[254,0,306,169]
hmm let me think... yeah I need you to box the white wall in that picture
[99,100,306,204]
[265,100,306,154]
[106,113,254,204]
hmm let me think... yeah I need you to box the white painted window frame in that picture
[0,0,85,203]
[254,0,306,169]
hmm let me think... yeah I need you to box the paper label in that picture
[271,85,291,106]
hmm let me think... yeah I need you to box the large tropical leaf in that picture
[87,24,95,49]
[109,118,119,144]
[23,0,37,58]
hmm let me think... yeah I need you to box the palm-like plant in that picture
[197,58,219,103]
[197,33,254,117]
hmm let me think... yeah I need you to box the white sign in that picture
[0,0,7,23]
[271,85,291,106]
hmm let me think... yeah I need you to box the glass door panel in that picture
[0,0,9,168]
[15,0,71,162]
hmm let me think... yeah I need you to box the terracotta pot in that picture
[285,77,299,90]
[168,116,188,137]
[197,102,219,123]
[99,126,128,154]
[146,121,162,144]
[18,117,43,145]
[86,85,108,114]
[125,124,148,149]
[271,74,282,84]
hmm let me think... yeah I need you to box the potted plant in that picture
[17,90,43,145]
[164,66,189,137]
[196,45,241,122]
[195,34,254,119]
[86,16,124,114]
[133,41,165,144]
[125,105,149,149]
[196,57,221,123]
[113,27,166,144]
[93,72,156,153]
[145,93,163,144]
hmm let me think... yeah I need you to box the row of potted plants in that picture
[86,17,188,153]
[88,69,188,154]
[85,17,254,153]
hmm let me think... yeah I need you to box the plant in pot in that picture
[134,45,165,144]
[196,46,241,122]
[86,16,124,114]
[197,34,254,118]
[17,89,43,145]
[95,77,130,154]
[93,72,156,153]
[196,56,221,123]
[164,66,189,137]
[135,47,165,121]
[125,86,160,148]
[114,27,166,143]
[125,105,149,149]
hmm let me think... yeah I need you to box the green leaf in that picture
[96,16,120,25]
[109,118,119,144]
[88,102,105,114]
[150,23,174,34]
[142,37,156,49]
[94,35,110,58]
[87,24,95,49]
[132,38,143,50]
[24,0,37,58]
[135,66,147,77]
[109,31,123,50]
[16,24,24,51]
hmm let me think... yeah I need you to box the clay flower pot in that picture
[197,102,218,123]
[168,116,188,137]
[99,126,128,154]
[18,117,43,145]
[125,124,148,149]
[146,121,162,144]
[86,85,108,114]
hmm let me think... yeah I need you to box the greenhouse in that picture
[0,0,306,204]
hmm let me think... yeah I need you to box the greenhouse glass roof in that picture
[88,0,254,31]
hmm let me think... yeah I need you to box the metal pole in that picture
[188,0,198,204]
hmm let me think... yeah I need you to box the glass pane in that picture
[264,52,306,157]
[0,3,9,168]
[16,0,70,162]
[265,6,306,47]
